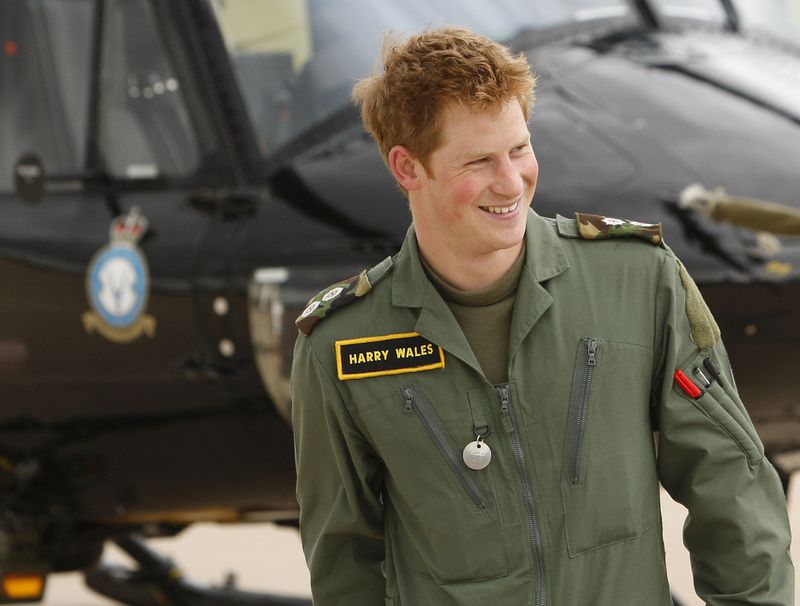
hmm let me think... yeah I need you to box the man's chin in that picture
[484,236,526,257]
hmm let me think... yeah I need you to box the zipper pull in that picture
[587,340,598,366]
[402,387,414,413]
[499,385,510,412]
[498,385,514,432]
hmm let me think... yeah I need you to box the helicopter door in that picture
[0,0,228,418]
[87,0,233,405]
[0,0,113,403]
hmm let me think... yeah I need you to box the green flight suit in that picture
[291,210,793,605]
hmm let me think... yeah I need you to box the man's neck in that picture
[417,239,524,291]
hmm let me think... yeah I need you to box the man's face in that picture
[408,100,538,261]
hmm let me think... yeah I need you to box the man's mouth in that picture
[480,200,520,215]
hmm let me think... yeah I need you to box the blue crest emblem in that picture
[83,207,156,343]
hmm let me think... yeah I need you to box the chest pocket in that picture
[560,338,660,557]
[358,382,508,583]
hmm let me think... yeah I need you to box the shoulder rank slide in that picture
[296,272,365,336]
[336,332,444,380]
[296,256,394,336]
[576,213,663,245]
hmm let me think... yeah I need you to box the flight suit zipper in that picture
[568,339,598,484]
[402,386,486,509]
[498,383,547,606]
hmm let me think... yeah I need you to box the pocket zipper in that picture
[402,386,486,509]
[568,339,598,485]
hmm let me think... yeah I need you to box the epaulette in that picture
[295,256,394,336]
[573,212,664,246]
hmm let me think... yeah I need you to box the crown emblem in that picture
[109,206,148,244]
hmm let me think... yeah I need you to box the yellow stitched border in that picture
[335,332,445,381]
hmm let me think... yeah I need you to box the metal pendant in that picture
[462,437,491,470]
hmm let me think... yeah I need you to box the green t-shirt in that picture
[421,244,525,385]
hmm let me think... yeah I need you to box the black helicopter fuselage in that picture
[1,0,799,582]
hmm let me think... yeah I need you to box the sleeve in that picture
[653,250,794,605]
[290,333,386,605]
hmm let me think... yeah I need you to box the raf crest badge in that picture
[82,207,156,343]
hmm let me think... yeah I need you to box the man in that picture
[290,27,793,605]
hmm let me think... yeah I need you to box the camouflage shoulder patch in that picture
[575,212,663,246]
[296,256,394,336]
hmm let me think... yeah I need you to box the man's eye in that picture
[468,157,488,166]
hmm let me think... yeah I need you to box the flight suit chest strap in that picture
[467,387,492,437]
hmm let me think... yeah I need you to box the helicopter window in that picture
[732,0,800,46]
[210,0,633,157]
[0,0,93,192]
[209,0,313,157]
[649,0,727,24]
[98,0,200,180]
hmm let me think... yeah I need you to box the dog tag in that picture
[462,437,491,470]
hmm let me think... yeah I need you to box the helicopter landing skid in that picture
[85,535,311,606]
[83,535,694,606]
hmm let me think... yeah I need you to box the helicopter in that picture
[1,0,800,604]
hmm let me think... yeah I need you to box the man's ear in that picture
[388,145,423,191]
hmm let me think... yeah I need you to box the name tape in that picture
[335,332,445,381]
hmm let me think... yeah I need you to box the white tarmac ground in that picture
[33,475,800,605]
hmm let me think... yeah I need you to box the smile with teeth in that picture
[480,200,519,215]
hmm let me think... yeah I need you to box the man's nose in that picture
[491,157,524,198]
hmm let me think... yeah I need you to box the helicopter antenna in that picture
[629,0,659,29]
[679,183,800,236]
[719,0,741,33]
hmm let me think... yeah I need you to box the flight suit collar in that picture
[523,208,570,283]
[509,210,570,359]
[391,226,481,372]
[391,226,428,309]
[391,210,570,375]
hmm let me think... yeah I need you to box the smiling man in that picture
[290,27,793,605]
